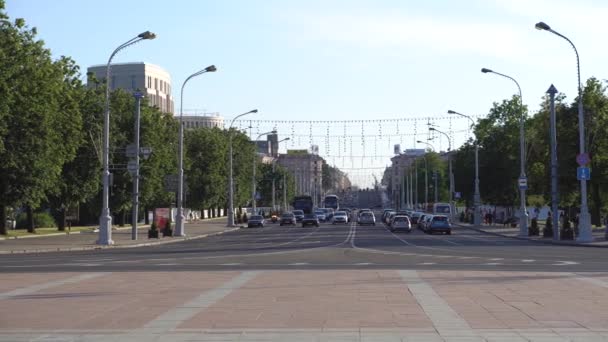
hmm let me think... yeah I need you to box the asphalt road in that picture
[1,217,605,272]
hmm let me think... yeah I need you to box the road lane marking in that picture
[521,259,535,262]
[484,262,502,265]
[141,271,259,332]
[418,262,436,265]
[489,258,504,261]
[573,274,608,288]
[552,261,579,266]
[288,262,309,266]
[220,263,243,266]
[0,273,108,300]
[355,262,373,265]
[399,270,478,339]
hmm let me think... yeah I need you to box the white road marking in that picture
[0,273,108,300]
[220,263,243,266]
[573,274,608,288]
[355,262,373,265]
[521,259,535,262]
[489,258,504,261]
[156,263,179,266]
[552,261,579,266]
[141,271,259,332]
[288,262,309,266]
[418,262,436,265]
[399,270,478,339]
[484,263,502,265]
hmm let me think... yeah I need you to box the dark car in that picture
[301,214,320,227]
[293,210,304,222]
[425,215,452,235]
[279,212,296,226]
[247,215,265,228]
[410,212,423,224]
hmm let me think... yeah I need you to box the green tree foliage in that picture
[0,6,82,234]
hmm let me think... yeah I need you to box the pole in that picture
[252,150,257,214]
[423,156,428,208]
[131,93,142,240]
[228,135,235,226]
[434,171,438,203]
[175,84,186,237]
[414,159,418,209]
[272,160,276,212]
[449,154,455,221]
[99,55,115,245]
[400,167,405,210]
[283,175,287,212]
[548,84,560,240]
[474,144,481,225]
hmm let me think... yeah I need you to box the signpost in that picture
[577,167,591,181]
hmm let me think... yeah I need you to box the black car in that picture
[247,215,265,228]
[301,214,320,227]
[293,210,304,222]
[279,213,296,226]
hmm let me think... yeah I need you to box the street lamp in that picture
[227,109,258,227]
[175,65,217,237]
[98,31,156,246]
[252,130,277,214]
[272,138,290,213]
[535,21,593,242]
[429,127,455,220]
[448,110,481,226]
[481,67,528,236]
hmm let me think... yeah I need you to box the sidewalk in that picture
[459,221,608,247]
[0,218,239,254]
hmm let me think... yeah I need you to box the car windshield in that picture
[393,216,409,222]
[250,215,263,220]
[304,214,316,219]
[335,211,346,216]
[281,213,293,218]
[433,216,448,222]
[314,210,324,214]
[293,210,303,215]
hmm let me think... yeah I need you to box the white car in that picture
[358,212,376,226]
[390,215,412,233]
[332,211,348,224]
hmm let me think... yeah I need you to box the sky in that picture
[6,0,608,187]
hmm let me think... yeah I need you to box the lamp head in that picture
[481,68,492,73]
[138,31,156,40]
[447,110,456,114]
[429,127,436,131]
[284,137,291,141]
[271,130,277,134]
[249,109,258,114]
[416,140,423,143]
[205,65,217,72]
[535,21,551,31]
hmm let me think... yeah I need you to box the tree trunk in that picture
[57,208,66,231]
[26,206,35,234]
[592,181,602,227]
[0,206,7,235]
[118,210,126,227]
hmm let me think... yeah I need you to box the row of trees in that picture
[385,77,608,227]
[0,4,296,234]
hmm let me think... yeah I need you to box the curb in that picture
[0,227,241,254]
[458,224,608,248]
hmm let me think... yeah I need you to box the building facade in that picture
[87,62,174,114]
[277,150,324,206]
[180,112,225,129]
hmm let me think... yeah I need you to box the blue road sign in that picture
[518,177,528,190]
[577,167,591,180]
[576,153,590,166]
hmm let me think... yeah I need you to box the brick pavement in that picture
[0,218,235,254]
[2,270,608,341]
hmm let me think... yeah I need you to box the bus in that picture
[426,202,451,215]
[324,194,339,210]
[293,195,314,214]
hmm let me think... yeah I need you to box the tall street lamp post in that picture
[272,138,290,213]
[481,67,528,236]
[252,130,277,214]
[227,110,258,227]
[417,140,432,207]
[448,110,481,226]
[429,127,454,220]
[175,65,217,237]
[535,21,593,242]
[98,31,156,246]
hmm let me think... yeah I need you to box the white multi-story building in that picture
[87,62,174,114]
[179,111,225,129]
[277,150,324,206]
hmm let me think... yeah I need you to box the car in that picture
[247,215,265,228]
[410,212,423,225]
[390,215,412,233]
[279,212,296,226]
[358,211,376,226]
[419,214,432,231]
[324,208,335,220]
[332,211,348,224]
[293,210,304,222]
[302,214,320,227]
[381,209,394,221]
[384,211,396,225]
[426,215,452,235]
[314,209,327,222]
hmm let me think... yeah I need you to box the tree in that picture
[0,6,82,234]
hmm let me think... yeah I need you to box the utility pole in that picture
[548,84,560,240]
[130,92,143,240]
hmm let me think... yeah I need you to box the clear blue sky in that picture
[6,0,608,186]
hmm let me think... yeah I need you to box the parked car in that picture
[293,210,304,222]
[247,215,265,228]
[384,211,396,225]
[390,215,412,233]
[314,209,327,222]
[332,211,348,224]
[279,212,296,226]
[358,212,376,226]
[425,215,452,235]
[302,213,320,227]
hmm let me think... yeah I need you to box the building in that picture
[179,112,225,129]
[255,133,279,157]
[87,62,174,114]
[277,150,324,206]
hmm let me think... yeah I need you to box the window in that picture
[147,76,151,88]
[131,75,136,90]
[154,78,158,90]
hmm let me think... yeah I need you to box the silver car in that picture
[390,215,411,233]
[332,211,348,224]
[358,212,376,226]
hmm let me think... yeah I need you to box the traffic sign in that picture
[577,167,591,180]
[454,192,462,199]
[576,153,590,166]
[518,177,528,190]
